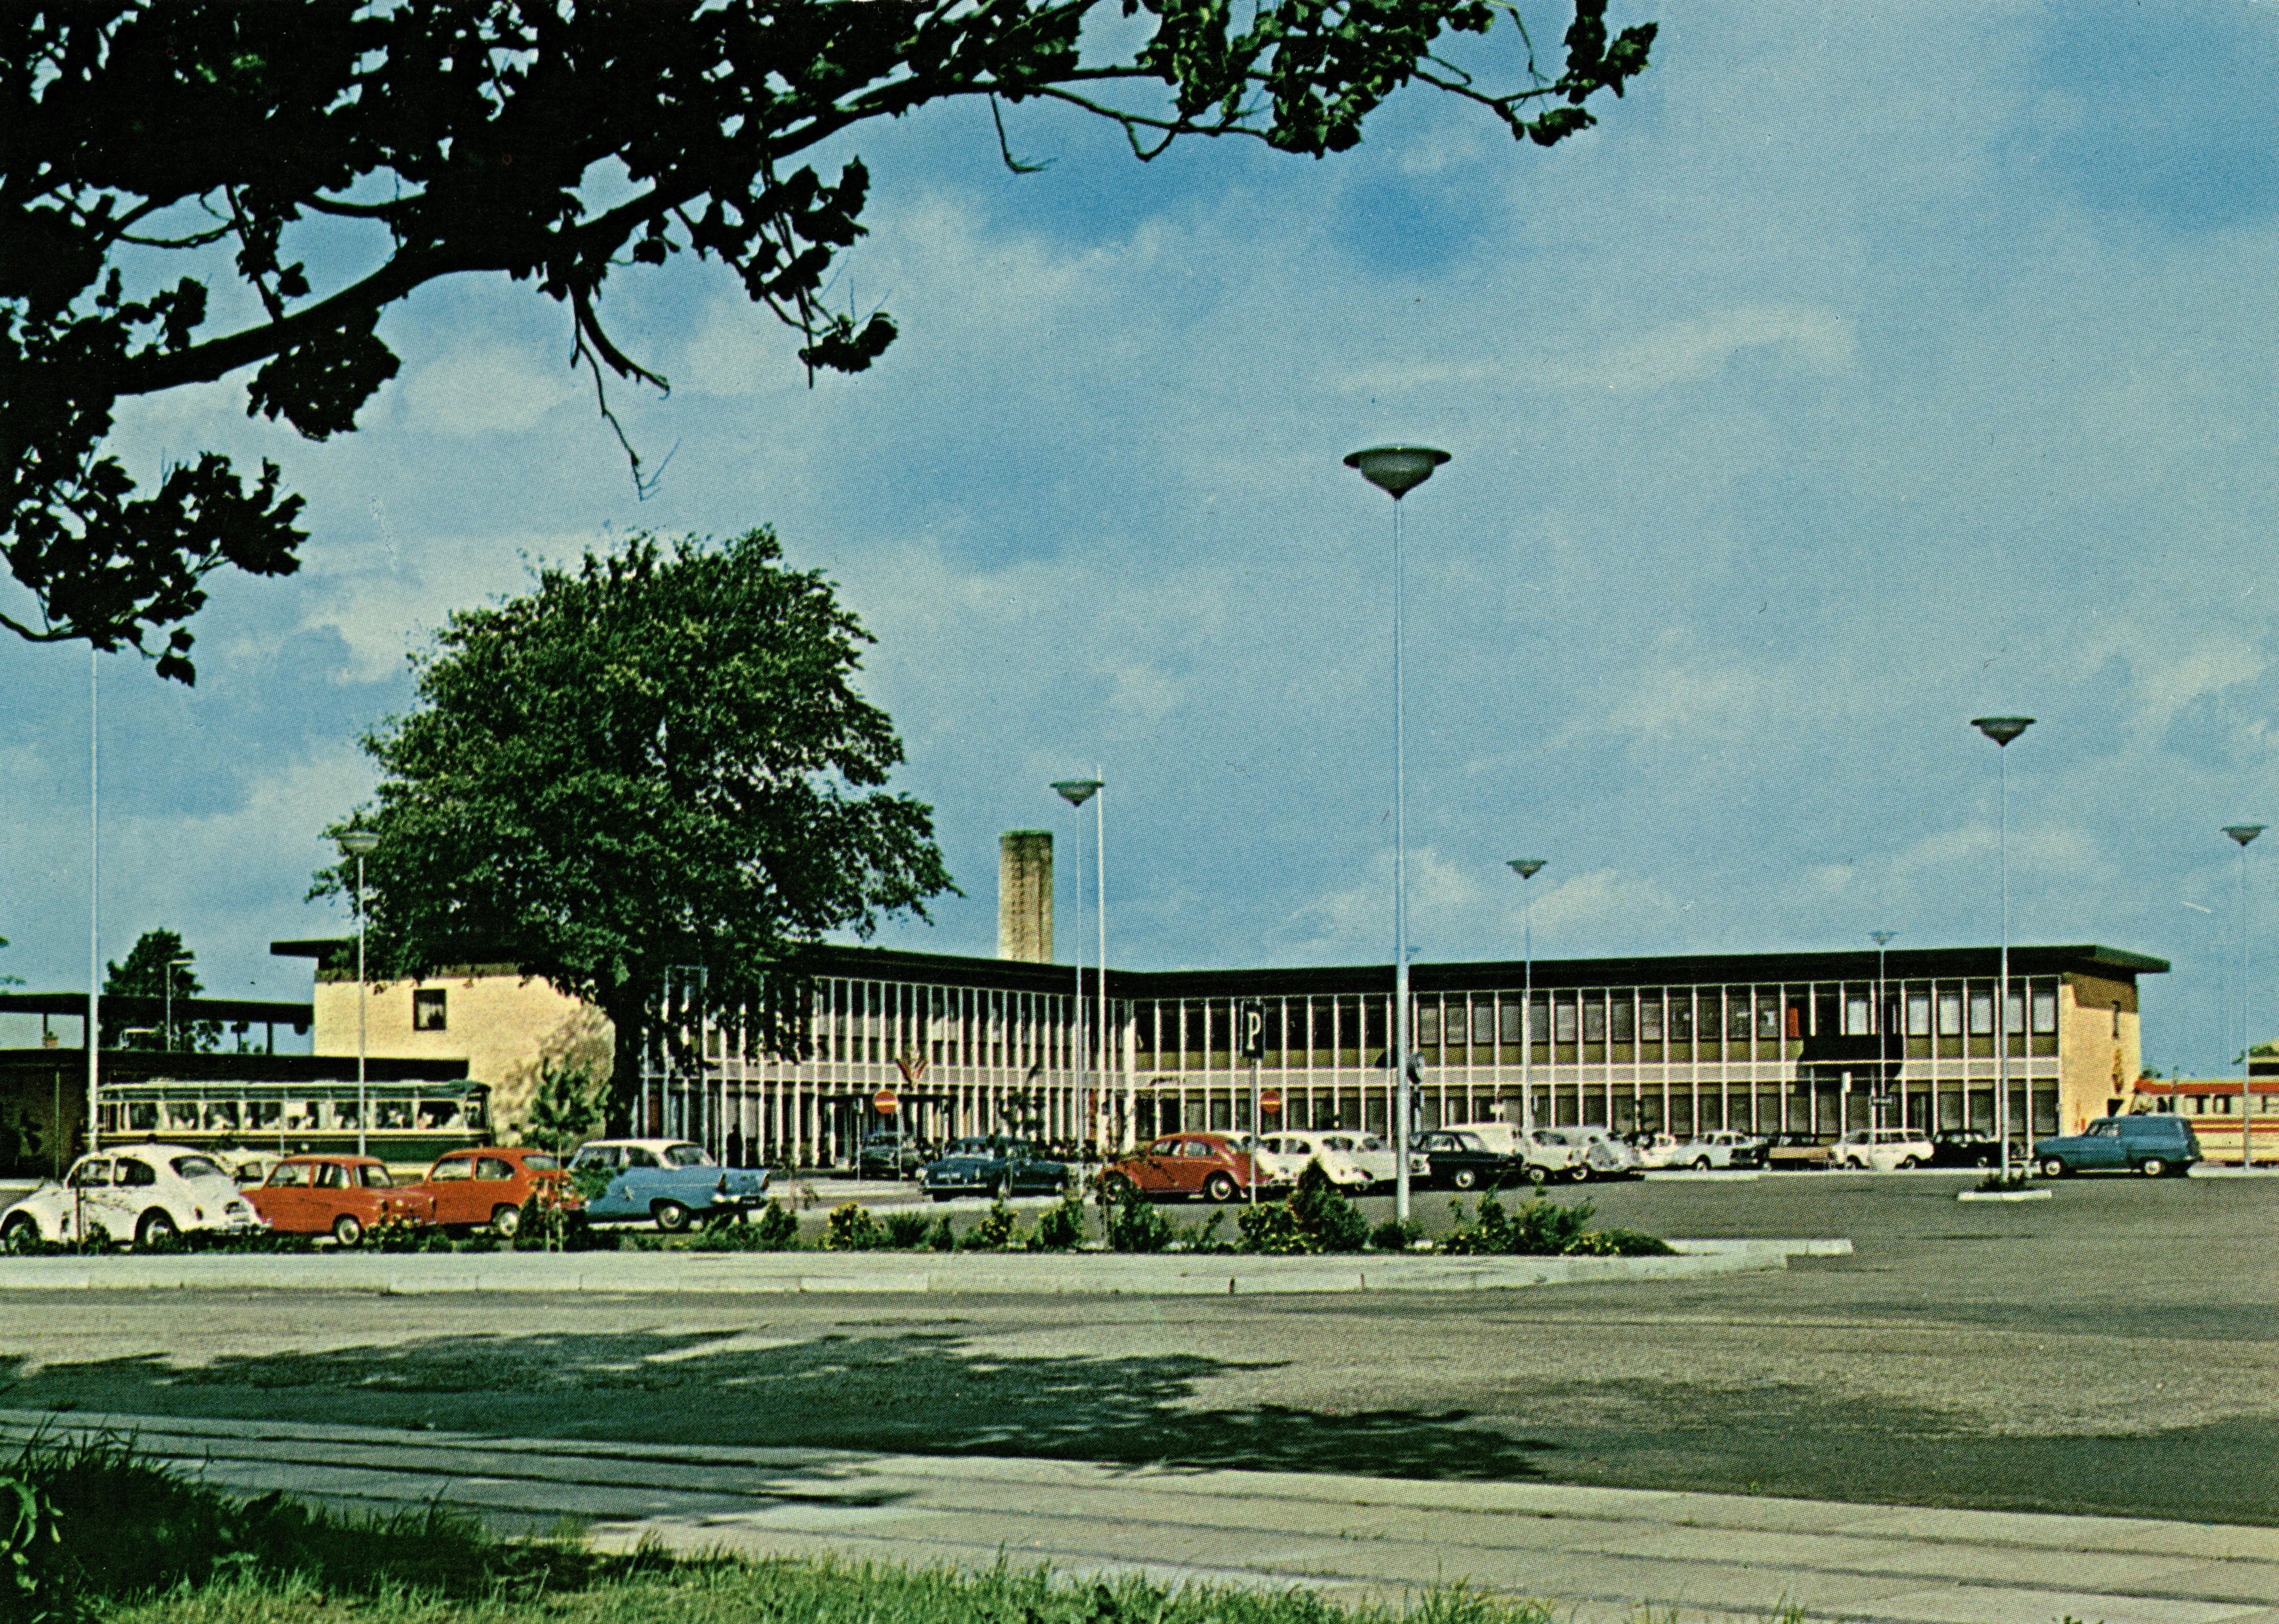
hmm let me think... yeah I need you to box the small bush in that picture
[883,1211,933,1249]
[1567,1228,1674,1257]
[1289,1161,1370,1253]
[366,1216,445,1253]
[824,1202,884,1250]
[1029,1186,1087,1251]
[1101,1180,1174,1253]
[1236,1200,1311,1254]
[927,1214,957,1251]
[1370,1218,1422,1251]
[961,1197,1023,1250]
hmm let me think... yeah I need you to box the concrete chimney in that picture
[998,830,1054,963]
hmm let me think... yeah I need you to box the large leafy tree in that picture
[101,926,216,1050]
[319,527,955,1131]
[1,0,1654,681]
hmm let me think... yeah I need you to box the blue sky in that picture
[6,1,2279,1077]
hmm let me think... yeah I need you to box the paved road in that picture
[1,1175,2272,1529]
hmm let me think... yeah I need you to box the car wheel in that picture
[1974,1152,1992,1168]
[331,1214,365,1247]
[2039,1157,2067,1179]
[1452,1167,1480,1191]
[1898,1156,1920,1170]
[135,1209,178,1246]
[1524,1164,1550,1186]
[1203,1172,1238,1203]
[1,1213,37,1249]
[490,1204,522,1239]
[2139,1157,2169,1179]
[1693,1155,1713,1171]
[651,1199,692,1233]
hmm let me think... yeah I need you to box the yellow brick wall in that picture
[2058,973,2139,1136]
[312,971,611,1135]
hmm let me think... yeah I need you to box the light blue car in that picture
[568,1138,770,1230]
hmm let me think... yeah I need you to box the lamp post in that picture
[2224,824,2264,1167]
[163,956,194,1052]
[1509,860,1547,1134]
[339,830,379,1158]
[1052,778,1104,1154]
[1869,932,1897,1131]
[1971,716,2033,1175]
[1346,443,1449,1224]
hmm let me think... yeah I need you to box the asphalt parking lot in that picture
[1,1170,2272,1526]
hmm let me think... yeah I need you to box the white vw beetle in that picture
[1,1144,265,1246]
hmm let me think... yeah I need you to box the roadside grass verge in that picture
[10,1434,1567,1624]
[100,1556,1565,1624]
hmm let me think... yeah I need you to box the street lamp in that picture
[1346,443,1450,1224]
[1509,860,1546,1134]
[164,956,194,1053]
[1052,778,1104,1154]
[1869,932,1896,1131]
[339,829,380,1158]
[1972,716,2034,1175]
[2224,824,2264,1167]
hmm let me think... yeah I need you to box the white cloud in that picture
[399,343,577,435]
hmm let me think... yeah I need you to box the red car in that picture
[1104,1133,1275,1203]
[249,1155,436,1246]
[409,1146,571,1237]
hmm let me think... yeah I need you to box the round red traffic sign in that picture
[1259,1089,1283,1113]
[872,1089,899,1115]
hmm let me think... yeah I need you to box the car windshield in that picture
[663,1144,714,1167]
[358,1165,393,1187]
[1449,1133,1485,1150]
[2087,1120,2117,1137]
[171,1154,226,1180]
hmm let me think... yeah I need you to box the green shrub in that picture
[824,1202,884,1250]
[1567,1227,1674,1257]
[961,1197,1023,1250]
[1236,1199,1310,1254]
[1507,1194,1593,1255]
[1288,1161,1370,1252]
[1370,1218,1422,1251]
[366,1216,445,1253]
[927,1214,956,1251]
[1101,1180,1174,1253]
[883,1211,933,1249]
[1029,1186,1087,1251]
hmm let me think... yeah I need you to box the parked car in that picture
[920,1137,1072,1202]
[1,1144,265,1246]
[1667,1129,1765,1170]
[1255,1130,1374,1189]
[1530,1125,1640,1181]
[1762,1133,1835,1171]
[2034,1115,2201,1178]
[569,1139,769,1231]
[248,1155,435,1244]
[1929,1131,2005,1168]
[1413,1129,1526,1190]
[1104,1133,1272,1203]
[853,1132,925,1180]
[1519,1128,1585,1181]
[1230,1133,1309,1189]
[1626,1132,1689,1170]
[1829,1128,1936,1171]
[408,1146,570,1237]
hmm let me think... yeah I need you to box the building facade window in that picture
[2030,989,2058,1034]
[1968,990,1994,1035]
[412,989,447,1032]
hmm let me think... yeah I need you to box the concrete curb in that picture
[1955,1188,2054,1202]
[0,1244,1802,1296]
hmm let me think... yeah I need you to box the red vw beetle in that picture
[249,1155,435,1246]
[407,1146,572,1237]
[1104,1133,1277,1203]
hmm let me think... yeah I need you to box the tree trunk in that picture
[603,986,647,1137]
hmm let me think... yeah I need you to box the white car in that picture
[1529,1125,1641,1181]
[1665,1129,1767,1170]
[1628,1133,1689,1170]
[1829,1128,1936,1170]
[1229,1134,1308,1189]
[1,1144,266,1246]
[1257,1131,1376,1189]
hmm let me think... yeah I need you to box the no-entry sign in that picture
[872,1089,899,1114]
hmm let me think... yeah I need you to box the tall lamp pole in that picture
[1052,778,1103,1153]
[2224,824,2264,1167]
[1972,716,2033,1175]
[340,830,380,1158]
[1869,932,1897,1131]
[1346,444,1450,1225]
[1509,860,1547,1134]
